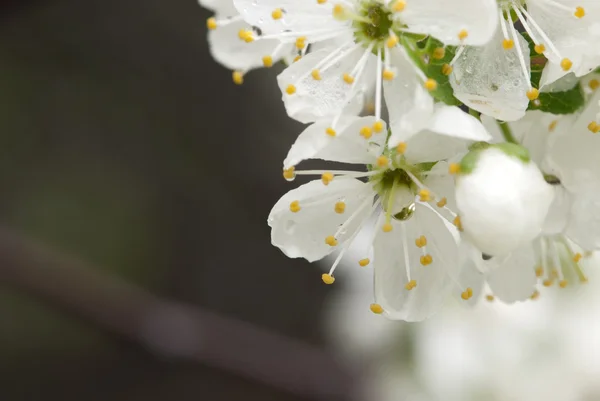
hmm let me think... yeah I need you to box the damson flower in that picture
[231,0,498,124]
[199,0,294,84]
[450,0,600,121]
[268,110,491,321]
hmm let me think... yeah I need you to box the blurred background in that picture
[1,1,600,400]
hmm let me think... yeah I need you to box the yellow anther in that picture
[588,121,600,133]
[589,79,600,90]
[458,29,469,41]
[424,78,438,91]
[286,84,297,95]
[559,279,568,288]
[343,73,355,84]
[271,8,283,20]
[453,216,463,231]
[325,236,338,246]
[322,273,335,285]
[359,258,370,267]
[289,200,301,213]
[486,295,495,302]
[405,280,417,290]
[419,189,431,202]
[432,47,445,60]
[317,0,327,3]
[295,36,306,49]
[396,142,407,154]
[535,266,544,277]
[573,253,583,262]
[382,69,395,81]
[441,64,453,76]
[534,44,546,54]
[207,17,218,30]
[530,290,540,300]
[366,102,375,114]
[333,4,347,19]
[548,120,558,132]
[283,167,295,180]
[561,58,573,71]
[373,121,384,133]
[461,287,473,300]
[448,163,461,175]
[526,88,539,101]
[376,155,389,168]
[239,30,254,43]
[420,254,433,266]
[232,71,244,85]
[502,39,514,50]
[262,55,274,68]
[415,235,427,248]
[311,69,322,80]
[293,55,302,63]
[436,197,447,208]
[325,127,337,137]
[360,126,373,139]
[392,0,406,12]
[334,201,346,214]
[386,35,399,48]
[382,222,393,232]
[542,278,554,287]
[321,172,334,185]
[370,303,384,314]
[574,6,585,18]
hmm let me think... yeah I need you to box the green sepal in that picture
[493,142,531,164]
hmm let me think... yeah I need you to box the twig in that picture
[0,226,358,401]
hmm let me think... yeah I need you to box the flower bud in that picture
[454,143,554,256]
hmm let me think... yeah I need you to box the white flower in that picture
[231,0,498,126]
[454,144,555,257]
[199,0,294,84]
[450,0,600,120]
[268,109,491,321]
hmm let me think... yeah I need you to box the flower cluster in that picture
[199,0,600,321]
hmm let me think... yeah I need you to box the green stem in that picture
[497,121,518,144]
[468,108,481,120]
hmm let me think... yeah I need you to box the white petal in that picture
[528,0,600,85]
[453,260,486,306]
[208,20,293,71]
[565,185,600,250]
[268,179,373,263]
[277,47,375,123]
[546,90,600,187]
[486,246,537,303]
[542,184,572,235]
[199,0,237,15]
[233,0,346,41]
[423,162,458,212]
[450,28,530,121]
[283,116,386,169]
[427,104,492,141]
[399,0,498,46]
[374,203,458,322]
[402,131,469,164]
[384,47,434,146]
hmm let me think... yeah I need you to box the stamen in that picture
[374,47,383,130]
[322,273,335,284]
[335,201,346,214]
[486,295,495,302]
[289,200,301,213]
[359,258,370,267]
[461,287,473,300]
[505,11,535,97]
[370,303,384,314]
[232,71,245,85]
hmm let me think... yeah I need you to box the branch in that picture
[0,226,358,401]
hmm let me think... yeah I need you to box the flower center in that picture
[371,167,418,220]
[352,2,396,48]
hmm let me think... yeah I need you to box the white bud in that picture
[455,145,554,256]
